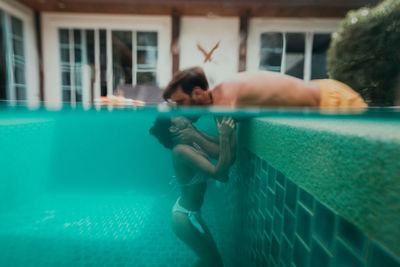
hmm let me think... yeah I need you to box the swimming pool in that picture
[1,105,400,266]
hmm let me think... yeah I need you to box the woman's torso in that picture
[173,145,209,211]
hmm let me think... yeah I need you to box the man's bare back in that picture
[211,71,320,107]
[163,66,366,109]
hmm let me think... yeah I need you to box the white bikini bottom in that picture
[172,198,205,234]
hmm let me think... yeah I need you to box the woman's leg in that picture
[172,212,223,267]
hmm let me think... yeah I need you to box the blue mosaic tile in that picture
[311,236,333,267]
[335,239,364,267]
[299,188,314,213]
[0,193,197,267]
[257,213,265,234]
[262,159,268,172]
[267,166,276,192]
[275,184,285,215]
[258,251,268,266]
[266,188,275,216]
[257,232,263,252]
[296,203,312,247]
[283,207,296,244]
[238,154,400,267]
[276,170,286,187]
[314,201,336,251]
[255,155,261,175]
[280,235,293,267]
[273,208,283,240]
[261,170,268,194]
[367,241,400,267]
[271,234,280,265]
[293,235,311,267]
[265,212,273,238]
[263,233,271,258]
[254,175,261,195]
[337,217,367,257]
[254,191,260,212]
[285,179,298,214]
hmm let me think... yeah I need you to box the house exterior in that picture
[1,0,379,107]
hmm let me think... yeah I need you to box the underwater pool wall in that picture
[0,118,55,214]
[217,117,400,266]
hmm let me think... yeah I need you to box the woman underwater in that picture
[150,116,235,267]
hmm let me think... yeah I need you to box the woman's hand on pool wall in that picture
[216,117,236,165]
[212,117,235,181]
[216,117,235,136]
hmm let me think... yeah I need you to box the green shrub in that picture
[327,0,400,106]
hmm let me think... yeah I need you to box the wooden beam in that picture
[238,9,249,72]
[171,9,180,75]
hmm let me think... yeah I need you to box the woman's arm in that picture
[174,126,220,159]
[173,117,236,161]
[173,118,235,182]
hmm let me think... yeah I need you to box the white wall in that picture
[41,13,172,108]
[0,0,39,105]
[179,17,240,88]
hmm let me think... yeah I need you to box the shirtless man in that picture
[163,66,367,108]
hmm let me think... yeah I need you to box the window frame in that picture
[1,4,26,101]
[42,13,171,107]
[0,0,39,104]
[247,18,340,82]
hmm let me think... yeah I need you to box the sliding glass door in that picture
[58,28,158,104]
[259,31,332,81]
[0,9,26,101]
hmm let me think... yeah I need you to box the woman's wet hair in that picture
[149,117,174,149]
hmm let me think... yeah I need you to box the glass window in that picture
[61,71,71,86]
[59,29,69,44]
[137,72,156,85]
[10,15,26,100]
[62,87,71,102]
[112,30,132,92]
[86,30,95,65]
[311,34,331,79]
[136,32,157,85]
[285,33,305,79]
[60,48,69,62]
[59,29,71,102]
[99,29,107,96]
[0,10,7,100]
[59,29,94,103]
[259,33,283,72]
[137,32,157,46]
[259,30,332,81]
[15,85,25,100]
[10,16,23,37]
[59,28,159,102]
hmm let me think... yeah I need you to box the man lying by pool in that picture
[162,66,367,109]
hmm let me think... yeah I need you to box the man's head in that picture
[163,66,211,106]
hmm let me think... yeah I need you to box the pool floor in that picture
[0,190,198,266]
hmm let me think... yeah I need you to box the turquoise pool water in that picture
[0,106,235,267]
[1,105,400,267]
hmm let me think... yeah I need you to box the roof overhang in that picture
[17,0,381,17]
